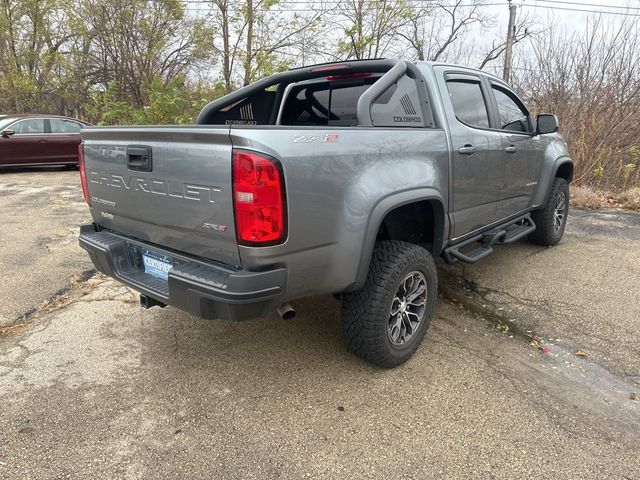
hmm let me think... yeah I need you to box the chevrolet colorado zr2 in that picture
[78,59,572,367]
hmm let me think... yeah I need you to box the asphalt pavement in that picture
[0,167,93,326]
[440,207,640,382]
[0,171,638,479]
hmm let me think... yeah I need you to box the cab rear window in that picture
[279,76,429,128]
[280,81,374,126]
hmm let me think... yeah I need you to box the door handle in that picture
[505,145,517,154]
[458,144,476,155]
[38,138,47,143]
[127,145,153,172]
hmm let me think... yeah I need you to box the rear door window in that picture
[12,119,45,134]
[446,80,490,129]
[50,118,83,133]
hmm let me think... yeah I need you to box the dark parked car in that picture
[0,115,92,167]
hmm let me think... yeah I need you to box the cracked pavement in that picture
[440,208,640,382]
[0,171,639,479]
[0,167,93,327]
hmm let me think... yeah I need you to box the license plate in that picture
[141,248,173,281]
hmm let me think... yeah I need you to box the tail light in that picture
[311,64,348,72]
[78,143,91,205]
[232,149,286,245]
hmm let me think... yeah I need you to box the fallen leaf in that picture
[630,393,639,401]
[575,351,588,358]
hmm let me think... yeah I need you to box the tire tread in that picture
[341,241,437,368]
[529,177,569,246]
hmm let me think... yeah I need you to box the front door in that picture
[487,82,545,219]
[436,70,505,239]
[0,118,47,165]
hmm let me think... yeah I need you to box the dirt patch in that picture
[0,323,30,338]
[5,269,97,330]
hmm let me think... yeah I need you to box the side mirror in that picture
[1,130,15,138]
[536,114,559,135]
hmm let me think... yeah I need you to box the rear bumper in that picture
[78,223,286,320]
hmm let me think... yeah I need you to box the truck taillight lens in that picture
[78,143,91,205]
[233,150,286,245]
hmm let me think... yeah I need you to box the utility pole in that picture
[503,0,517,83]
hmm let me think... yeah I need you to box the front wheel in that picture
[341,241,437,368]
[529,177,569,246]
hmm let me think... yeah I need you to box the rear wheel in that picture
[529,177,569,246]
[341,241,437,368]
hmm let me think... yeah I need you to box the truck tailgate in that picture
[81,126,240,267]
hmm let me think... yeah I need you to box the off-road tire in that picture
[341,241,437,368]
[529,177,569,246]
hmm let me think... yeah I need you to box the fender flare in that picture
[533,156,574,207]
[349,188,447,292]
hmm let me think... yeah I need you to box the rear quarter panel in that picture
[231,126,449,299]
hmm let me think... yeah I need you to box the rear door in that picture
[82,126,241,267]
[48,118,84,163]
[486,81,544,218]
[436,70,505,239]
[1,118,48,165]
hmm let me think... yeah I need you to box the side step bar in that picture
[443,214,536,265]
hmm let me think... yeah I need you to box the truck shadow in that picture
[133,240,547,382]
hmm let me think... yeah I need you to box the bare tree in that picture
[514,17,640,189]
[477,15,534,70]
[335,0,411,60]
[394,0,490,62]
[210,0,325,91]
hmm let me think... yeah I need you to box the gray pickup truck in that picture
[78,59,572,367]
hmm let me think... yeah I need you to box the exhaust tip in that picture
[276,303,296,320]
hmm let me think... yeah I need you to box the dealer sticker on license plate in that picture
[141,249,174,281]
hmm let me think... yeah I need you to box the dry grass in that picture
[570,186,640,211]
[615,188,640,211]
[571,186,605,209]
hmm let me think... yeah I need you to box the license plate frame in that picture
[141,248,174,281]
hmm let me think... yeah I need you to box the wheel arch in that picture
[555,161,574,183]
[533,156,574,207]
[348,189,447,292]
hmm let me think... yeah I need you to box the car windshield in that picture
[0,117,17,130]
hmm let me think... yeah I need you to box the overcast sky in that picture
[494,0,640,29]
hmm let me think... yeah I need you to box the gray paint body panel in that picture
[82,126,241,267]
[231,126,449,297]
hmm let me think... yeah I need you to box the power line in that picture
[179,0,640,6]
[177,0,640,16]
[523,2,640,16]
[532,0,640,12]
[180,1,510,6]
